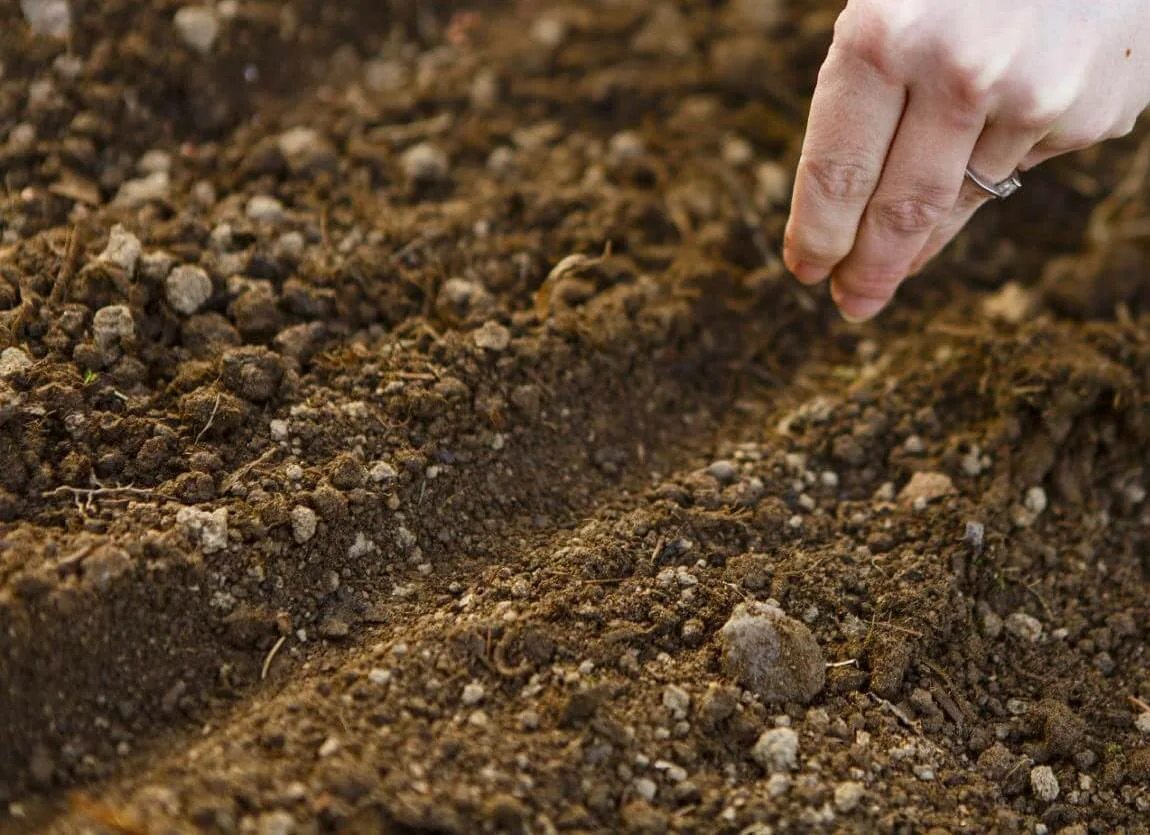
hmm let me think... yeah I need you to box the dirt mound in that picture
[1,1,1148,833]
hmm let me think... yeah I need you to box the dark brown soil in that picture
[2,1,1149,833]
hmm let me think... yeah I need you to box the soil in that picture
[1,1,1149,833]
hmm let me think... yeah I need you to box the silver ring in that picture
[964,166,1022,199]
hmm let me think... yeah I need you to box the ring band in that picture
[964,166,1022,199]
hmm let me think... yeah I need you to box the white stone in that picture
[1135,712,1150,734]
[98,225,142,277]
[1030,765,1060,802]
[1024,486,1048,515]
[633,777,657,801]
[369,461,398,483]
[114,171,170,206]
[317,736,341,758]
[256,810,296,835]
[367,668,391,685]
[20,0,71,37]
[176,506,228,554]
[750,727,799,773]
[165,265,213,315]
[291,505,317,544]
[662,684,691,719]
[461,681,486,706]
[473,321,511,352]
[246,194,285,223]
[1004,611,1043,643]
[0,347,32,377]
[174,6,221,54]
[401,143,449,184]
[92,305,135,353]
[833,781,864,813]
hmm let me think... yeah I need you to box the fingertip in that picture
[830,279,888,323]
[790,260,831,285]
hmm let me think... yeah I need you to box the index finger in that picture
[783,42,907,284]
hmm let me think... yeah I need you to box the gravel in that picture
[662,685,691,719]
[114,171,171,207]
[705,460,738,485]
[246,195,285,223]
[1030,765,1060,802]
[165,265,213,316]
[291,506,318,544]
[174,5,221,54]
[20,0,71,37]
[175,507,228,554]
[718,602,825,704]
[98,225,142,277]
[401,142,449,184]
[473,321,511,352]
[92,305,135,355]
[461,682,486,706]
[898,471,956,507]
[750,727,799,773]
[1137,712,1150,734]
[0,347,33,377]
[1004,611,1043,643]
[833,780,865,813]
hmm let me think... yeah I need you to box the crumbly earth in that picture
[1,1,1149,833]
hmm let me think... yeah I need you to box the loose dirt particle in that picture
[751,727,799,773]
[1030,765,1060,802]
[719,602,826,704]
[166,266,213,316]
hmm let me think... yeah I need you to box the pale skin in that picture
[784,0,1150,322]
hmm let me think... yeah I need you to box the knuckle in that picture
[802,156,879,203]
[833,3,900,81]
[871,191,951,237]
[1002,77,1075,132]
[932,43,994,115]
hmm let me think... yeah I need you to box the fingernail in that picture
[789,261,829,284]
[831,285,886,323]
[837,296,887,324]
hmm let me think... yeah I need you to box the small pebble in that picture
[1004,611,1043,643]
[706,459,738,485]
[662,685,691,719]
[174,5,221,54]
[92,305,135,354]
[0,347,32,377]
[401,142,449,184]
[165,265,213,316]
[461,682,486,706]
[833,781,864,813]
[367,668,391,685]
[291,505,317,544]
[20,0,71,37]
[751,727,799,773]
[1136,712,1150,734]
[246,195,285,223]
[898,471,955,506]
[98,225,142,277]
[473,321,511,352]
[317,737,341,758]
[633,778,657,801]
[719,602,825,704]
[1024,486,1048,515]
[1030,765,1060,802]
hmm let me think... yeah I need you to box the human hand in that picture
[783,0,1150,322]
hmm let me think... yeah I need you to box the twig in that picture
[43,484,154,498]
[260,635,287,681]
[826,658,859,669]
[194,392,221,445]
